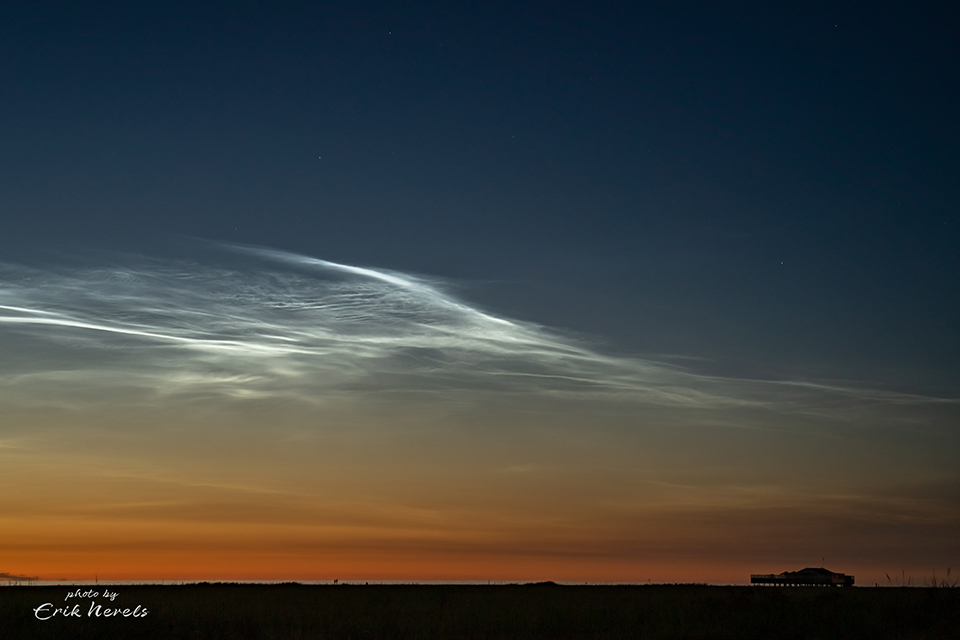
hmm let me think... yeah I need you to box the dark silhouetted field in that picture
[2,583,958,639]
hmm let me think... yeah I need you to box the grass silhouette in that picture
[2,582,959,639]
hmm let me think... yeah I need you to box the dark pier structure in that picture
[751,567,855,587]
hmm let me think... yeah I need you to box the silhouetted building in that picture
[751,567,854,587]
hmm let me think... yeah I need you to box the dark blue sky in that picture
[2,0,957,389]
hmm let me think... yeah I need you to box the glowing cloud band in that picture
[0,244,953,425]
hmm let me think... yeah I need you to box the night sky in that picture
[1,1,958,584]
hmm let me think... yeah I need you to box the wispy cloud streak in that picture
[0,245,954,424]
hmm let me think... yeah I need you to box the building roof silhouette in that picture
[751,567,854,587]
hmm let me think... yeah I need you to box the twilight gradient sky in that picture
[1,1,958,584]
